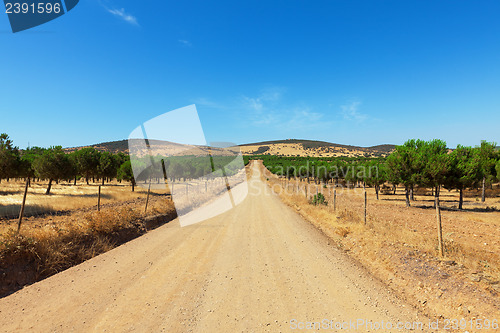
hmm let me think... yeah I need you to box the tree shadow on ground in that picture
[412,204,499,213]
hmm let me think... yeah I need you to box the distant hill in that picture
[239,139,395,157]
[64,139,239,157]
[64,140,130,154]
[65,139,395,158]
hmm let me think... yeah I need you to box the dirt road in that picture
[0,162,425,332]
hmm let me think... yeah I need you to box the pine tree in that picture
[386,139,422,207]
[0,133,20,182]
[365,161,387,200]
[444,145,480,210]
[476,141,497,202]
[33,147,75,195]
[98,151,118,185]
[420,139,448,202]
[117,161,136,192]
[73,148,100,185]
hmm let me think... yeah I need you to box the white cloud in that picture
[283,108,327,130]
[341,101,367,122]
[107,8,138,26]
[242,87,284,113]
[179,40,193,47]
[252,113,279,126]
[193,98,222,109]
[243,96,264,112]
[193,87,333,133]
[241,89,332,131]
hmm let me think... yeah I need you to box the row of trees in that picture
[0,133,245,194]
[387,139,498,208]
[250,139,499,209]
[131,154,243,184]
[247,154,387,185]
[0,134,134,194]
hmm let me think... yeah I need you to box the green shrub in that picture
[311,193,327,206]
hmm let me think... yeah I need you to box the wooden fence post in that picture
[333,188,337,212]
[16,178,29,233]
[435,197,444,257]
[364,190,367,225]
[98,185,101,212]
[145,182,151,214]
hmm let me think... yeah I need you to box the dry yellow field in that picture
[0,179,159,221]
[0,177,177,298]
[240,142,380,157]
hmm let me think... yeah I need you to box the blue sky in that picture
[1,0,499,149]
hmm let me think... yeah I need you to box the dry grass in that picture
[0,178,177,297]
[272,175,500,276]
[0,179,165,220]
[240,143,376,157]
[0,172,248,297]
[261,165,500,323]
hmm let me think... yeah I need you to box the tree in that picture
[170,161,184,182]
[73,148,100,184]
[365,161,387,200]
[476,141,497,202]
[115,152,129,167]
[117,161,136,191]
[286,165,296,180]
[33,147,75,194]
[444,145,480,210]
[97,151,118,185]
[385,162,399,195]
[0,133,20,181]
[497,159,500,182]
[386,139,423,207]
[420,139,448,202]
[19,146,45,186]
[345,162,363,188]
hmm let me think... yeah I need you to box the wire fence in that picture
[260,166,467,258]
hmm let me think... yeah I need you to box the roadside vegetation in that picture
[249,138,500,322]
[0,132,248,297]
[0,193,176,297]
[246,139,500,208]
[0,133,134,194]
[259,162,500,322]
[0,133,180,297]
